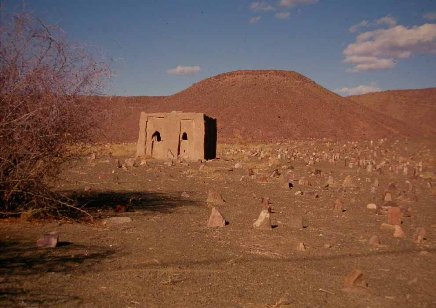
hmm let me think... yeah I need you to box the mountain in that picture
[349,88,436,137]
[92,70,422,143]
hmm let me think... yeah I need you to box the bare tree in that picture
[0,11,109,218]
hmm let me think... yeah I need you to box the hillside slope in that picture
[143,70,415,141]
[349,88,436,137]
[92,70,423,143]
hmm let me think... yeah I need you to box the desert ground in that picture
[1,138,435,307]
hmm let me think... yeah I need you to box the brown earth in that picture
[349,88,436,137]
[1,139,435,307]
[90,70,427,143]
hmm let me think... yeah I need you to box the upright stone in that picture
[207,207,227,228]
[253,210,272,230]
[387,207,403,225]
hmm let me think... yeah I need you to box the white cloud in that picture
[376,16,397,27]
[335,83,381,96]
[424,12,436,21]
[167,65,201,76]
[279,0,318,8]
[250,1,275,12]
[344,23,436,72]
[275,12,290,20]
[349,20,369,33]
[249,16,262,24]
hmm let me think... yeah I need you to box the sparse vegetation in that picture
[0,11,109,218]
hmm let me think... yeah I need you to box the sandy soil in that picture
[1,139,435,307]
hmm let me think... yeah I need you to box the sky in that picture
[4,0,436,96]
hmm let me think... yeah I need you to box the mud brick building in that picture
[136,111,217,161]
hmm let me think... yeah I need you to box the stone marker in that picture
[393,225,406,238]
[37,231,59,248]
[207,207,227,228]
[296,242,307,251]
[206,189,225,205]
[181,191,190,198]
[366,203,377,210]
[387,207,403,225]
[343,269,369,292]
[334,199,345,212]
[384,192,392,202]
[253,210,272,230]
[103,216,132,225]
[413,227,426,243]
[342,175,356,188]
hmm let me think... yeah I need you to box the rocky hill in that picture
[349,88,436,137]
[92,70,423,143]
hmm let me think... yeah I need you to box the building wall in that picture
[136,111,214,161]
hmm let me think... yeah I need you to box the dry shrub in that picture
[0,12,109,219]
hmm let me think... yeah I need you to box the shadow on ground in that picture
[0,240,116,306]
[66,190,201,214]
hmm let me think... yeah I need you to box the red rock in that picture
[36,232,59,248]
[387,207,403,225]
[333,199,345,212]
[343,269,368,289]
[207,207,227,228]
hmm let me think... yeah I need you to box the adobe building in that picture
[135,111,217,161]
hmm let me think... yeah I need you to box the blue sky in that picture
[4,0,436,96]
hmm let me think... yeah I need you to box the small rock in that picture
[387,207,403,226]
[343,269,369,292]
[323,243,332,249]
[296,242,307,251]
[270,169,281,178]
[103,217,132,225]
[253,210,272,230]
[384,192,392,202]
[393,225,406,238]
[36,232,59,248]
[413,227,426,244]
[294,191,303,196]
[181,191,190,198]
[367,203,377,210]
[207,207,227,228]
[333,199,346,213]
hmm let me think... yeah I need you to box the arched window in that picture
[181,132,188,140]
[152,131,161,142]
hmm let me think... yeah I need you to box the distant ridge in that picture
[349,88,436,137]
[92,70,426,143]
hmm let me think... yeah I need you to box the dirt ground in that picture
[1,139,435,307]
